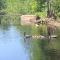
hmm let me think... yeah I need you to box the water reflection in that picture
[0,20,60,60]
[46,49,60,60]
[23,35,32,55]
[0,25,30,60]
[39,37,60,60]
[16,24,60,60]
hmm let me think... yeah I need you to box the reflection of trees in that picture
[0,16,10,30]
[0,12,6,24]
[0,24,10,30]
[46,49,60,60]
[15,24,60,60]
[39,38,60,60]
[0,0,6,10]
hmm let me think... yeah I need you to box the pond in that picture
[0,25,31,60]
[0,16,60,60]
[16,24,60,60]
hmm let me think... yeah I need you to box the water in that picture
[0,18,60,60]
[27,25,60,60]
[0,25,30,60]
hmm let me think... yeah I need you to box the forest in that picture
[0,0,60,18]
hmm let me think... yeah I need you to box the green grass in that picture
[31,24,47,35]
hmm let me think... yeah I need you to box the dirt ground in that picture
[45,18,60,28]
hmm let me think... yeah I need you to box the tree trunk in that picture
[47,0,52,18]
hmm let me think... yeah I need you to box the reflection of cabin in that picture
[21,15,37,25]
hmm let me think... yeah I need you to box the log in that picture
[51,35,57,38]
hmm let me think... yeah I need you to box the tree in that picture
[0,0,6,10]
[46,0,60,18]
[0,0,6,15]
[0,0,6,24]
[36,0,46,12]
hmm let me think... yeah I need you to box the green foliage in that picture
[47,0,60,17]
[35,12,47,18]
[38,24,47,35]
[0,0,6,20]
[0,0,6,10]
[31,25,39,35]
[36,0,46,12]
[5,0,36,14]
[0,0,60,17]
